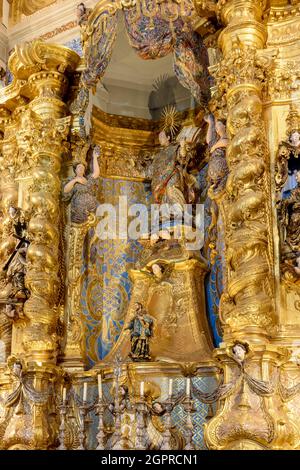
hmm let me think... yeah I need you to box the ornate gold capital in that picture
[218,0,267,25]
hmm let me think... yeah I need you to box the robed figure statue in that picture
[126,303,153,361]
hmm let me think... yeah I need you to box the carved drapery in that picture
[79,0,210,112]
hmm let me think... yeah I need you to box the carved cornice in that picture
[265,2,300,23]
[267,15,300,47]
[8,40,80,79]
[9,0,58,26]
[0,41,80,112]
[92,106,157,181]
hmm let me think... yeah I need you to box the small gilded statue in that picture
[283,169,300,253]
[63,146,100,224]
[76,3,91,57]
[205,113,229,197]
[126,302,153,362]
[0,206,30,301]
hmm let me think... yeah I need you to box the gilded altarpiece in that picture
[2,0,300,452]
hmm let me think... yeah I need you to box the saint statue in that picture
[0,206,30,301]
[151,130,199,211]
[281,169,300,254]
[205,113,229,197]
[5,245,29,300]
[126,302,153,361]
[63,146,100,224]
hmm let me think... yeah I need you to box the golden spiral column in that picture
[215,0,275,342]
[5,42,80,364]
[0,42,80,449]
[202,0,291,450]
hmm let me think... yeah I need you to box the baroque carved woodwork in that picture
[0,0,300,452]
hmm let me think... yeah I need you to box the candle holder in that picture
[76,402,89,450]
[135,396,148,450]
[57,401,68,450]
[95,399,106,450]
[182,397,196,450]
[111,357,123,450]
[161,400,173,451]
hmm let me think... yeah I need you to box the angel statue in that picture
[279,169,300,282]
[283,169,300,253]
[205,113,229,197]
[76,3,91,57]
[204,113,229,262]
[63,146,100,224]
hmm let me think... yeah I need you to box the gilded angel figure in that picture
[205,113,229,197]
[63,146,100,224]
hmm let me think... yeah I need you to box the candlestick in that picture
[62,387,66,403]
[186,378,191,397]
[83,382,88,403]
[140,381,144,397]
[98,374,103,400]
[168,378,173,398]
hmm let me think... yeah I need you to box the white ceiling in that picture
[103,16,175,91]
[99,16,193,119]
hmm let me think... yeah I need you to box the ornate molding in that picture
[266,3,300,24]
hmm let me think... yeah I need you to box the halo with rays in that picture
[152,73,170,92]
[160,105,181,138]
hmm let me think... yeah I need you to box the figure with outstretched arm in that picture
[204,114,229,263]
[63,146,101,224]
[204,114,216,146]
[205,113,229,196]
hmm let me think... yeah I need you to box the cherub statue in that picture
[232,342,248,366]
[289,130,300,148]
[151,263,164,281]
[63,146,100,224]
[126,303,153,361]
